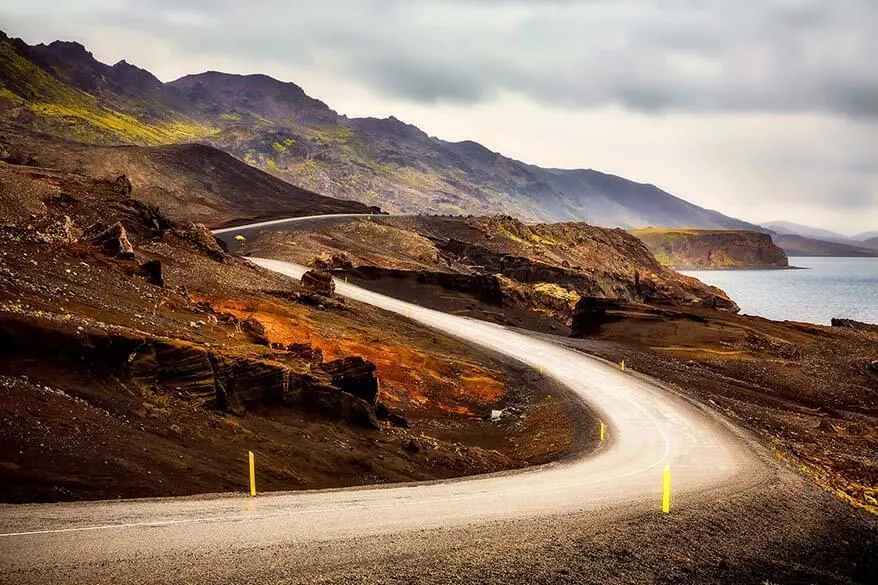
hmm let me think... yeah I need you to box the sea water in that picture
[682,257,878,325]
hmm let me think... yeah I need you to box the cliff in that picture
[630,229,789,269]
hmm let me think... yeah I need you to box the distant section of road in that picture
[0,218,764,584]
[212,213,375,235]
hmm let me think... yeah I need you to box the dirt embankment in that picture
[630,228,790,269]
[0,162,590,503]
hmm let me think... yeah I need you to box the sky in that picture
[3,0,877,235]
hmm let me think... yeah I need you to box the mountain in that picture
[761,221,853,243]
[853,230,878,241]
[772,234,878,257]
[1,30,759,229]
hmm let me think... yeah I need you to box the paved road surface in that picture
[0,218,763,583]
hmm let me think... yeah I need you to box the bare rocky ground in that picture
[0,161,590,502]
[241,215,877,516]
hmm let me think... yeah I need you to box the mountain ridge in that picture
[1,29,763,230]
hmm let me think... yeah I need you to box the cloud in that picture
[1,0,876,232]
[5,0,878,117]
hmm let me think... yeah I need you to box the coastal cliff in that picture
[630,228,789,269]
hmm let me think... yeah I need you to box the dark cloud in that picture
[5,0,877,117]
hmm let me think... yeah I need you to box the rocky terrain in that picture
[1,30,762,229]
[0,159,590,503]
[236,216,876,513]
[630,228,790,269]
[0,123,374,227]
[234,215,739,331]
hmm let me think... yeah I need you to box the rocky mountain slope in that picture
[0,123,373,226]
[0,30,758,229]
[0,158,586,503]
[762,221,878,256]
[772,234,878,257]
[630,228,790,269]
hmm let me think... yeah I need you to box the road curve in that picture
[0,217,763,583]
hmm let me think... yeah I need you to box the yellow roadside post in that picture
[538,364,543,374]
[599,421,606,441]
[661,464,671,513]
[620,360,626,372]
[249,450,256,497]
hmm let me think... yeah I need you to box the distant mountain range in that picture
[760,221,878,256]
[0,30,761,230]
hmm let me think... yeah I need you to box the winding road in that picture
[0,216,763,584]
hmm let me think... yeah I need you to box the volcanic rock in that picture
[241,317,270,346]
[112,174,132,198]
[301,269,335,296]
[320,356,380,405]
[85,221,135,258]
[312,251,353,270]
[139,260,164,287]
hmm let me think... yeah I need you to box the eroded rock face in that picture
[320,356,380,405]
[242,318,270,346]
[301,269,335,296]
[312,251,353,271]
[0,316,382,429]
[631,229,789,269]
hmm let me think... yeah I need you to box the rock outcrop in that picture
[320,356,380,405]
[301,269,335,296]
[85,221,135,258]
[0,315,381,429]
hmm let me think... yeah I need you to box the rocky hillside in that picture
[630,228,790,269]
[772,234,878,258]
[0,30,759,229]
[0,159,586,503]
[0,123,373,226]
[234,215,739,334]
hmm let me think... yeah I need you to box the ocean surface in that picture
[682,257,878,325]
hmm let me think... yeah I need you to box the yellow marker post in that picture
[599,421,606,441]
[620,360,626,372]
[538,364,543,374]
[249,450,256,497]
[661,464,671,513]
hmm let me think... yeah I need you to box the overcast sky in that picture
[4,0,877,235]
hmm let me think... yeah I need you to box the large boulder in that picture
[312,251,353,271]
[301,269,336,296]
